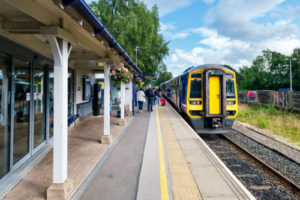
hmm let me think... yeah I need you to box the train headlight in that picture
[190,101,202,105]
[226,101,235,105]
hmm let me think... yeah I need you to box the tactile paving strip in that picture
[158,107,202,200]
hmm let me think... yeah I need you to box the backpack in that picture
[145,88,153,97]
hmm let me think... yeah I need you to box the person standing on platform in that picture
[145,84,154,112]
[137,88,145,113]
[154,86,160,106]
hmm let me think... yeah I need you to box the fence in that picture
[238,90,300,112]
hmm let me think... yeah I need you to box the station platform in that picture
[2,102,255,200]
[74,103,255,200]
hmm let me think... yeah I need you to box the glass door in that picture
[13,59,31,164]
[0,52,11,178]
[33,64,45,147]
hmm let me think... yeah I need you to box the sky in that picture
[86,0,300,76]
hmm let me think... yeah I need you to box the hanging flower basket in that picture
[111,63,133,85]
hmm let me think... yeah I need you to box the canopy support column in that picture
[120,83,125,119]
[102,63,112,144]
[132,78,135,116]
[46,36,73,200]
[128,80,133,116]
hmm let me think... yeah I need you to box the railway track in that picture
[201,133,300,200]
[224,131,300,190]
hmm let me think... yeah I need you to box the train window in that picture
[226,79,235,98]
[191,73,202,78]
[226,74,233,79]
[190,79,202,98]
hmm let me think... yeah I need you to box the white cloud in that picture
[165,0,300,76]
[204,0,299,43]
[152,0,300,77]
[165,24,300,76]
[174,48,206,65]
[271,5,300,21]
[142,0,196,16]
[160,22,176,32]
[262,38,300,55]
[171,54,178,62]
[171,32,190,39]
[159,22,190,40]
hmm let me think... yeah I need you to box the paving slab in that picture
[136,110,161,200]
[163,103,255,200]
[3,116,124,200]
[79,112,150,200]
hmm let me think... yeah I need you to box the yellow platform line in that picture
[158,107,202,200]
[156,106,170,200]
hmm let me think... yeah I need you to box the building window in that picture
[33,64,46,147]
[13,58,31,164]
[0,52,10,178]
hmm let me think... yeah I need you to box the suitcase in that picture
[160,98,165,106]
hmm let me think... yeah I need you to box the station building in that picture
[0,0,141,197]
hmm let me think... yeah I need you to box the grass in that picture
[236,103,300,148]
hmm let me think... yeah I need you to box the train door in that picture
[209,76,221,114]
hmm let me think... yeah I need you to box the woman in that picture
[137,88,145,113]
[154,86,160,106]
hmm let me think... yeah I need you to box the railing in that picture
[238,90,300,112]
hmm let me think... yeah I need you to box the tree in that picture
[291,49,300,91]
[237,49,298,90]
[152,63,172,86]
[155,71,173,86]
[90,0,169,74]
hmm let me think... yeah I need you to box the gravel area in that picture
[227,130,300,187]
[233,121,300,164]
[202,135,300,200]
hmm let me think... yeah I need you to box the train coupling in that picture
[212,118,222,128]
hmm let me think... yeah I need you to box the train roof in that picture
[161,64,234,86]
[184,64,234,73]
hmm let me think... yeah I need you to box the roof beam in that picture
[4,0,108,57]
[2,21,42,32]
[71,58,110,67]
[40,25,77,45]
[69,50,103,61]
[69,54,102,61]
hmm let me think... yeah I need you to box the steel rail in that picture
[222,134,300,191]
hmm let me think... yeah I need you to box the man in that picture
[145,84,154,112]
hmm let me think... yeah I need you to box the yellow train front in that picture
[161,64,238,134]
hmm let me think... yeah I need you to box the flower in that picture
[110,63,133,85]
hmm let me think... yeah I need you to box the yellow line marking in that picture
[158,107,202,200]
[156,106,170,200]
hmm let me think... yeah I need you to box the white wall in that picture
[125,81,132,107]
[74,70,95,105]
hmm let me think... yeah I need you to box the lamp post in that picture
[134,46,140,111]
[285,57,296,91]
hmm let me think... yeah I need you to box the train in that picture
[160,64,238,134]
